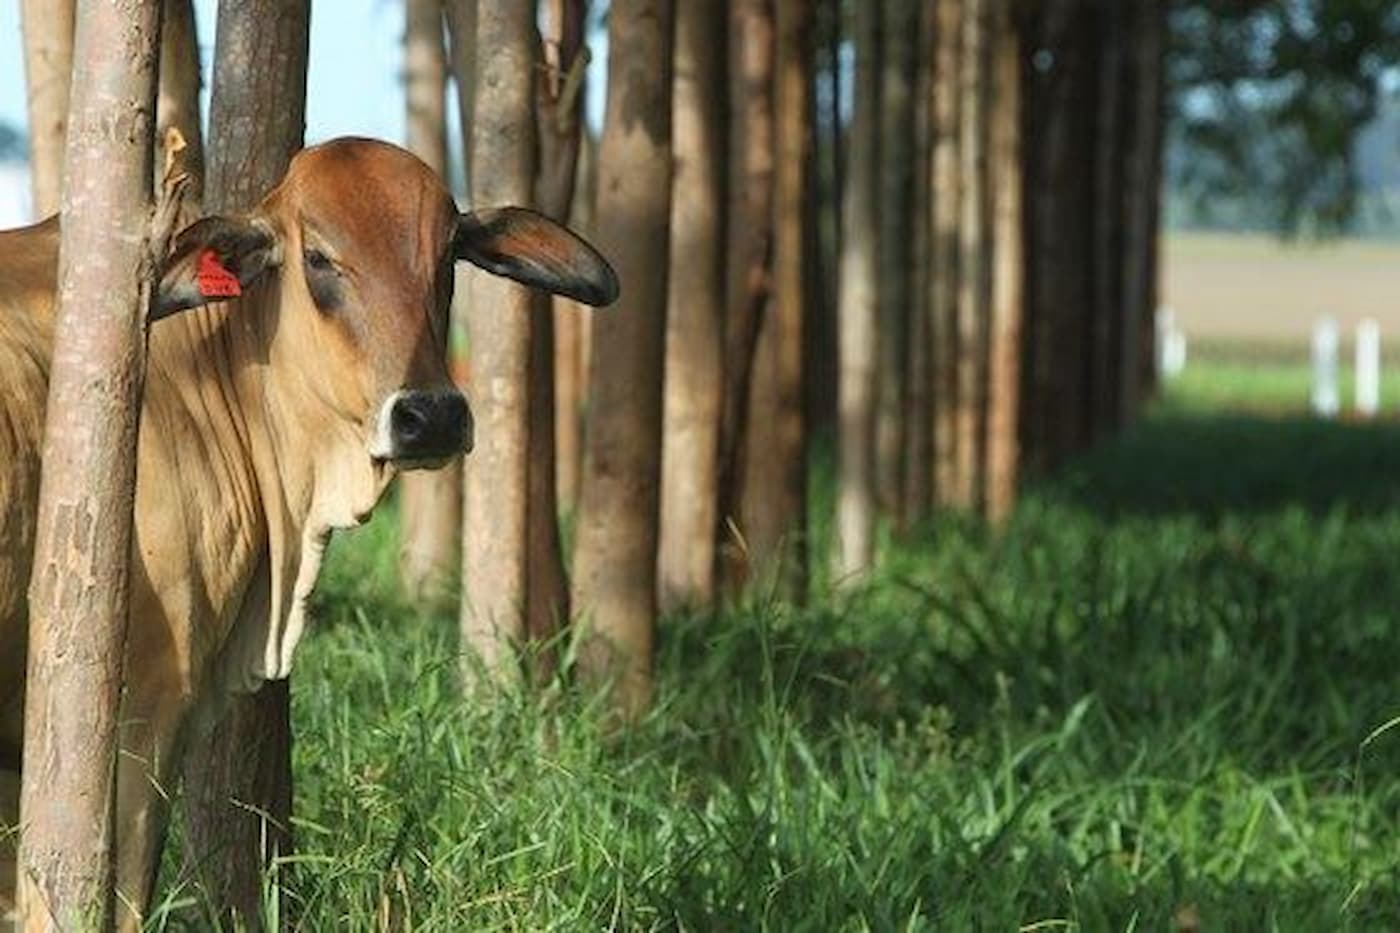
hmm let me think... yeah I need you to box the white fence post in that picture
[1355,318,1380,419]
[1312,316,1340,418]
[1156,306,1187,381]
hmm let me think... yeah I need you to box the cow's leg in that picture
[111,682,190,933]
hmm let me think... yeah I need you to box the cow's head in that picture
[154,136,616,482]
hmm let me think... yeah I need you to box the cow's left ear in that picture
[455,207,619,307]
[153,214,279,320]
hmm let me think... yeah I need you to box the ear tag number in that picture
[197,250,242,299]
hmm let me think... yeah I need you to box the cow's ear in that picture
[153,215,278,320]
[454,207,619,307]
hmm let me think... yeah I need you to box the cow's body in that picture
[0,138,615,928]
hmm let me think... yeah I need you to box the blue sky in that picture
[0,1,608,173]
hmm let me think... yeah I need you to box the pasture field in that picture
[143,366,1400,930]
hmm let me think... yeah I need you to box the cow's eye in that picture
[303,248,334,273]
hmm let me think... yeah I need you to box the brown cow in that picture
[0,137,616,927]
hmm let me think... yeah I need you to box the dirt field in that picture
[1162,232,1400,351]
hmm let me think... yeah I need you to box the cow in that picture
[0,136,617,927]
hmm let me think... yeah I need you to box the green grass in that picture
[148,363,1400,930]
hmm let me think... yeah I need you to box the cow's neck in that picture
[146,282,378,694]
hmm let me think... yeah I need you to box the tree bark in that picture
[833,0,880,584]
[460,1,538,687]
[525,0,588,678]
[929,0,963,507]
[1120,0,1165,424]
[985,1,1024,524]
[659,0,726,611]
[738,0,811,595]
[1089,2,1125,444]
[715,0,774,592]
[18,0,74,218]
[180,1,309,925]
[875,0,917,518]
[572,0,673,721]
[953,0,992,513]
[398,0,462,603]
[17,1,164,927]
[157,0,205,201]
[554,131,597,509]
[901,0,936,523]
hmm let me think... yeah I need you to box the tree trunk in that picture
[525,0,588,679]
[1120,0,1165,424]
[901,0,935,524]
[180,2,309,925]
[833,0,879,584]
[17,1,165,927]
[554,131,597,509]
[398,0,462,602]
[953,0,992,513]
[875,0,917,519]
[18,0,74,218]
[929,0,962,507]
[1089,2,1125,444]
[460,1,538,687]
[738,0,811,595]
[715,0,774,592]
[659,0,726,611]
[984,1,1024,524]
[157,0,205,201]
[572,0,673,721]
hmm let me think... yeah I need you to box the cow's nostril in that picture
[391,397,430,444]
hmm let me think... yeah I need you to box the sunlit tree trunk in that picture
[180,2,309,924]
[19,0,74,217]
[573,0,673,720]
[952,0,992,513]
[17,1,165,927]
[526,0,588,678]
[398,0,462,602]
[715,0,774,591]
[833,0,879,584]
[157,0,204,201]
[460,0,537,686]
[929,0,963,507]
[875,0,917,518]
[659,0,726,610]
[985,1,1024,524]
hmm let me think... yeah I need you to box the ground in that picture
[137,353,1400,930]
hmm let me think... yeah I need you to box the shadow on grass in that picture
[1049,413,1400,518]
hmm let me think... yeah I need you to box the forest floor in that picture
[151,362,1400,930]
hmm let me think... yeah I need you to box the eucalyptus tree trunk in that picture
[737,0,812,594]
[901,0,936,523]
[1120,0,1166,423]
[525,0,588,678]
[874,0,917,518]
[833,0,880,584]
[1089,2,1126,443]
[398,0,462,602]
[929,0,963,507]
[659,0,726,610]
[17,1,165,926]
[18,0,74,217]
[573,0,674,721]
[715,0,774,592]
[460,0,538,687]
[181,1,309,924]
[554,132,596,508]
[157,0,205,201]
[985,1,1024,524]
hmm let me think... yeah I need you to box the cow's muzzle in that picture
[372,389,473,467]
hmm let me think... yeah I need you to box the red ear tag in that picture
[196,249,242,299]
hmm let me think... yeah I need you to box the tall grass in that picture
[148,371,1400,930]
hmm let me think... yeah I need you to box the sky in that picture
[0,1,609,217]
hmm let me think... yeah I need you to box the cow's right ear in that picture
[153,215,278,320]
